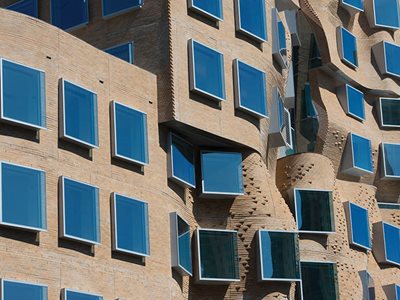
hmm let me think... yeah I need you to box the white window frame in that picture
[380,142,400,180]
[378,97,400,128]
[187,0,223,22]
[271,8,287,69]
[373,221,400,267]
[234,0,267,43]
[341,132,374,176]
[61,288,103,300]
[337,26,358,69]
[340,0,364,13]
[370,0,400,30]
[343,201,372,251]
[102,0,143,19]
[337,84,365,121]
[1,278,48,300]
[170,212,192,276]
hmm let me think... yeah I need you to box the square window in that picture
[337,27,358,68]
[50,0,89,31]
[200,151,244,196]
[102,0,143,18]
[170,212,192,276]
[384,42,400,77]
[111,193,149,256]
[196,229,239,283]
[381,143,400,179]
[2,279,47,300]
[189,40,225,102]
[379,98,400,127]
[342,133,373,176]
[272,9,287,69]
[344,202,371,250]
[111,101,148,166]
[104,42,134,64]
[340,0,364,12]
[0,59,46,129]
[188,0,223,21]
[234,59,268,118]
[337,84,365,121]
[372,0,400,29]
[0,162,46,232]
[7,0,38,18]
[62,289,103,300]
[60,79,98,149]
[235,0,267,42]
[60,177,100,245]
[258,230,301,281]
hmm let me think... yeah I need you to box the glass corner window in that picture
[2,279,47,300]
[381,143,400,179]
[338,26,358,68]
[373,0,400,29]
[342,133,373,176]
[235,0,267,42]
[6,0,38,18]
[170,212,192,276]
[340,0,364,12]
[50,0,89,31]
[102,0,143,19]
[104,42,134,64]
[379,98,400,127]
[272,8,287,68]
[345,202,371,250]
[63,289,103,300]
[384,42,400,78]
[188,0,223,21]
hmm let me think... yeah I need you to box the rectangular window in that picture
[2,279,47,300]
[170,212,192,276]
[337,26,358,68]
[60,177,100,245]
[340,0,363,12]
[272,8,287,69]
[257,230,301,281]
[0,58,46,129]
[62,289,103,300]
[337,84,365,121]
[6,0,38,18]
[378,202,400,210]
[269,88,292,148]
[235,0,267,42]
[111,101,148,166]
[188,0,223,21]
[111,193,149,257]
[104,42,134,64]
[359,271,375,300]
[102,0,143,18]
[381,143,400,179]
[373,0,400,29]
[0,162,46,232]
[384,42,400,77]
[382,222,400,266]
[234,59,268,118]
[196,229,239,283]
[189,39,225,102]
[342,133,373,176]
[379,98,400,127]
[200,151,244,196]
[60,79,98,149]
[50,0,89,31]
[344,202,371,250]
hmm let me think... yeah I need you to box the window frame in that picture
[383,41,400,78]
[341,132,374,176]
[170,212,192,276]
[372,0,400,30]
[337,26,358,69]
[344,202,372,251]
[234,0,267,43]
[102,0,144,19]
[49,0,89,32]
[103,41,134,64]
[61,288,103,300]
[6,0,39,18]
[337,84,365,121]
[350,132,374,174]
[378,97,400,128]
[272,8,287,69]
[340,0,364,12]
[381,142,400,179]
[187,0,223,22]
[382,222,400,266]
[1,278,48,300]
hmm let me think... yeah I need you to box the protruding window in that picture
[272,8,287,69]
[360,271,375,300]
[366,0,400,29]
[337,84,365,121]
[188,0,223,21]
[378,98,400,128]
[269,88,293,148]
[235,0,267,42]
[102,0,143,18]
[373,221,400,267]
[62,289,103,300]
[372,41,400,78]
[50,0,89,31]
[1,279,47,300]
[381,143,400,179]
[337,26,358,68]
[344,202,371,250]
[104,42,134,64]
[170,212,192,276]
[342,133,373,176]
[6,0,38,17]
[340,0,364,13]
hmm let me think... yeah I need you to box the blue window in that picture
[382,222,400,266]
[50,0,89,31]
[111,101,148,165]
[236,0,267,42]
[196,229,239,282]
[169,133,195,188]
[63,289,103,300]
[102,0,143,18]
[349,133,373,174]
[104,42,134,64]
[379,98,400,127]
[373,0,400,29]
[112,193,149,256]
[234,59,268,118]
[272,9,287,68]
[2,279,47,300]
[60,177,100,245]
[340,0,363,11]
[6,0,38,18]
[384,42,400,78]
[381,143,400,179]
[346,202,371,250]
[171,212,192,276]
[200,151,243,196]
[189,40,225,102]
[344,85,365,120]
[61,80,98,149]
[188,0,223,21]
[338,27,358,68]
[397,285,400,300]
[0,59,45,129]
[258,230,300,281]
[0,162,46,232]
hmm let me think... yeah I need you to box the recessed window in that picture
[60,79,98,149]
[337,26,358,68]
[2,279,47,300]
[337,84,365,121]
[196,229,239,283]
[378,98,400,127]
[0,162,46,232]
[62,289,103,300]
[234,59,268,118]
[60,177,100,245]
[189,40,225,102]
[111,101,148,166]
[168,133,195,188]
[0,59,45,129]
[371,0,400,29]
[188,0,223,21]
[257,230,301,281]
[381,143,400,179]
[6,0,38,17]
[344,202,371,250]
[200,151,244,197]
[50,0,89,31]
[170,212,192,276]
[373,222,400,266]
[111,193,149,257]
[235,0,267,42]
[272,8,287,69]
[104,42,134,64]
[340,0,364,12]
[342,133,373,176]
[102,0,143,18]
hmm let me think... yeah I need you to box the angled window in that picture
[272,8,287,69]
[342,133,373,176]
[62,289,103,300]
[381,143,400,179]
[337,84,365,121]
[384,284,400,300]
[359,271,375,300]
[0,162,46,232]
[189,40,225,102]
[269,88,292,148]
[372,41,400,78]
[200,151,244,197]
[188,0,223,21]
[60,79,98,149]
[2,279,47,300]
[344,202,371,250]
[104,42,134,64]
[337,26,358,68]
[0,59,46,130]
[373,221,400,266]
[6,0,38,17]
[257,230,301,282]
[235,0,267,42]
[378,98,400,127]
[111,193,149,257]
[60,177,100,245]
[196,229,239,283]
[168,133,195,188]
[111,101,148,166]
[170,212,192,276]
[234,59,268,118]
[50,0,89,31]
[102,0,143,18]
[340,0,364,12]
[369,0,400,29]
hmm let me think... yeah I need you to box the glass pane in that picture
[342,0,363,10]
[342,28,357,67]
[51,0,89,30]
[177,216,192,274]
[3,281,47,300]
[381,98,400,126]
[238,0,266,41]
[301,262,338,300]
[278,21,287,52]
[171,134,195,187]
[65,290,102,300]
[278,94,284,129]
[191,0,222,20]
[103,0,143,17]
[2,60,45,128]
[351,134,373,172]
[349,203,371,249]
[104,43,134,64]
[374,0,400,28]
[304,83,317,117]
[378,202,400,210]
[383,143,400,177]
[7,0,38,17]
[383,223,400,264]
[385,43,400,76]
[347,85,365,120]
[396,285,400,299]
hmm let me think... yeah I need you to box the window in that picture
[50,0,89,31]
[234,59,268,118]
[1,279,47,300]
[170,212,192,276]
[235,0,267,42]
[384,42,400,77]
[344,202,371,250]
[371,0,400,29]
[340,0,364,12]
[6,0,38,18]
[342,133,373,176]
[0,162,46,232]
[200,151,244,196]
[272,8,287,68]
[189,40,225,102]
[292,189,335,234]
[196,229,239,283]
[168,133,195,188]
[269,88,293,148]
[381,143,400,179]
[62,289,103,300]
[378,98,400,127]
[111,193,149,257]
[60,177,100,245]
[104,42,134,64]
[102,0,143,18]
[0,58,45,129]
[373,222,400,266]
[257,230,301,281]
[359,271,375,300]
[188,0,223,21]
[337,84,365,121]
[111,101,148,166]
[60,79,98,149]
[378,202,400,210]
[337,26,358,68]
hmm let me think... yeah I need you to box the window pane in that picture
[170,134,195,187]
[381,98,400,126]
[301,262,338,300]
[396,285,400,299]
[385,42,400,77]
[351,134,373,172]
[374,0,400,28]
[342,0,363,10]
[237,0,266,41]
[341,28,357,67]
[65,290,102,300]
[51,0,89,31]
[104,42,134,64]
[349,203,371,249]
[383,143,400,177]
[3,281,47,300]
[103,0,143,17]
[278,21,287,52]
[177,216,192,274]
[383,223,400,264]
[191,0,222,20]
[347,85,364,120]
[7,0,38,18]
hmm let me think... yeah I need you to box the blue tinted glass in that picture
[385,43,400,76]
[103,0,143,17]
[304,83,317,117]
[191,0,222,20]
[201,152,243,195]
[342,0,363,10]
[2,60,45,128]
[171,134,195,187]
[3,281,47,300]
[383,144,400,177]
[104,43,134,64]
[347,85,365,119]
[301,262,338,300]
[351,134,373,172]
[114,102,148,164]
[341,28,357,67]
[381,98,400,126]
[7,0,38,17]
[383,223,400,264]
[396,285,400,299]
[278,95,284,129]
[51,0,89,31]
[278,21,287,51]
[374,0,400,28]
[63,178,100,243]
[1,163,46,230]
[65,290,102,300]
[63,80,98,147]
[177,216,192,274]
[237,61,267,117]
[238,0,266,41]
[114,194,149,255]
[349,203,371,249]
[192,41,225,100]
